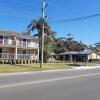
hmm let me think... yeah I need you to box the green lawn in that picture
[0,64,72,73]
[0,62,99,73]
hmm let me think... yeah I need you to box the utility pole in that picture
[40,0,47,68]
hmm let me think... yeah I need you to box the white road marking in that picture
[0,73,100,89]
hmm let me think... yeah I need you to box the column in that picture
[69,54,73,63]
[37,49,39,62]
[3,34,4,45]
[15,37,18,60]
[63,55,66,60]
[15,47,18,60]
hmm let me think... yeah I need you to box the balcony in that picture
[0,39,39,48]
[18,41,39,48]
[0,53,14,59]
[0,53,38,60]
[0,39,16,46]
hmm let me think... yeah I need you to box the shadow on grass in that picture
[67,64,82,67]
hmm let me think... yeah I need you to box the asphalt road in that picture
[0,68,100,100]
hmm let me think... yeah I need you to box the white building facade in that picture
[0,30,39,64]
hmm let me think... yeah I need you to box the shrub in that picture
[89,59,100,62]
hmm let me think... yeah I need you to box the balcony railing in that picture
[0,53,38,60]
[0,39,16,46]
[0,53,14,59]
[0,39,39,48]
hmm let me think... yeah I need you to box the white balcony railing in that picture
[0,39,16,46]
[0,53,15,59]
[18,41,38,48]
[0,53,38,60]
[0,39,39,48]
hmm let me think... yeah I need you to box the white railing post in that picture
[7,53,8,59]
[38,49,39,62]
[26,41,27,47]
[15,38,18,60]
[3,35,4,45]
[22,41,23,47]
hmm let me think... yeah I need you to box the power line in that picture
[0,13,32,19]
[0,7,40,18]
[1,0,37,7]
[0,10,40,20]
[0,0,41,18]
[0,7,36,15]
[50,13,100,23]
[48,1,76,18]
[0,24,13,26]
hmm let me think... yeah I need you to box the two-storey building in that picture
[0,30,39,64]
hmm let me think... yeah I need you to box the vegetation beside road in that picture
[0,62,99,73]
[0,64,72,73]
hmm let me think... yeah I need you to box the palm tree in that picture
[28,18,51,35]
[28,18,56,63]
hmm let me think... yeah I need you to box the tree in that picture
[53,36,87,53]
[88,42,100,52]
[53,37,67,53]
[66,37,76,51]
[28,18,55,63]
[22,31,30,36]
[66,37,87,51]
[94,42,100,52]
[75,41,87,51]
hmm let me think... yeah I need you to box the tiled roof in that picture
[79,51,93,55]
[0,30,37,40]
[59,51,79,55]
[0,30,19,37]
[53,51,94,56]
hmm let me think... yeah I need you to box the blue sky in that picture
[0,0,100,45]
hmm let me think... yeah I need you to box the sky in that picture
[0,0,100,45]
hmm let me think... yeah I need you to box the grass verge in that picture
[0,62,99,73]
[0,64,72,73]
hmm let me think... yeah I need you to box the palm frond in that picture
[33,34,39,37]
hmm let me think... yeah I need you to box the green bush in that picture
[43,48,51,63]
[89,59,100,62]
